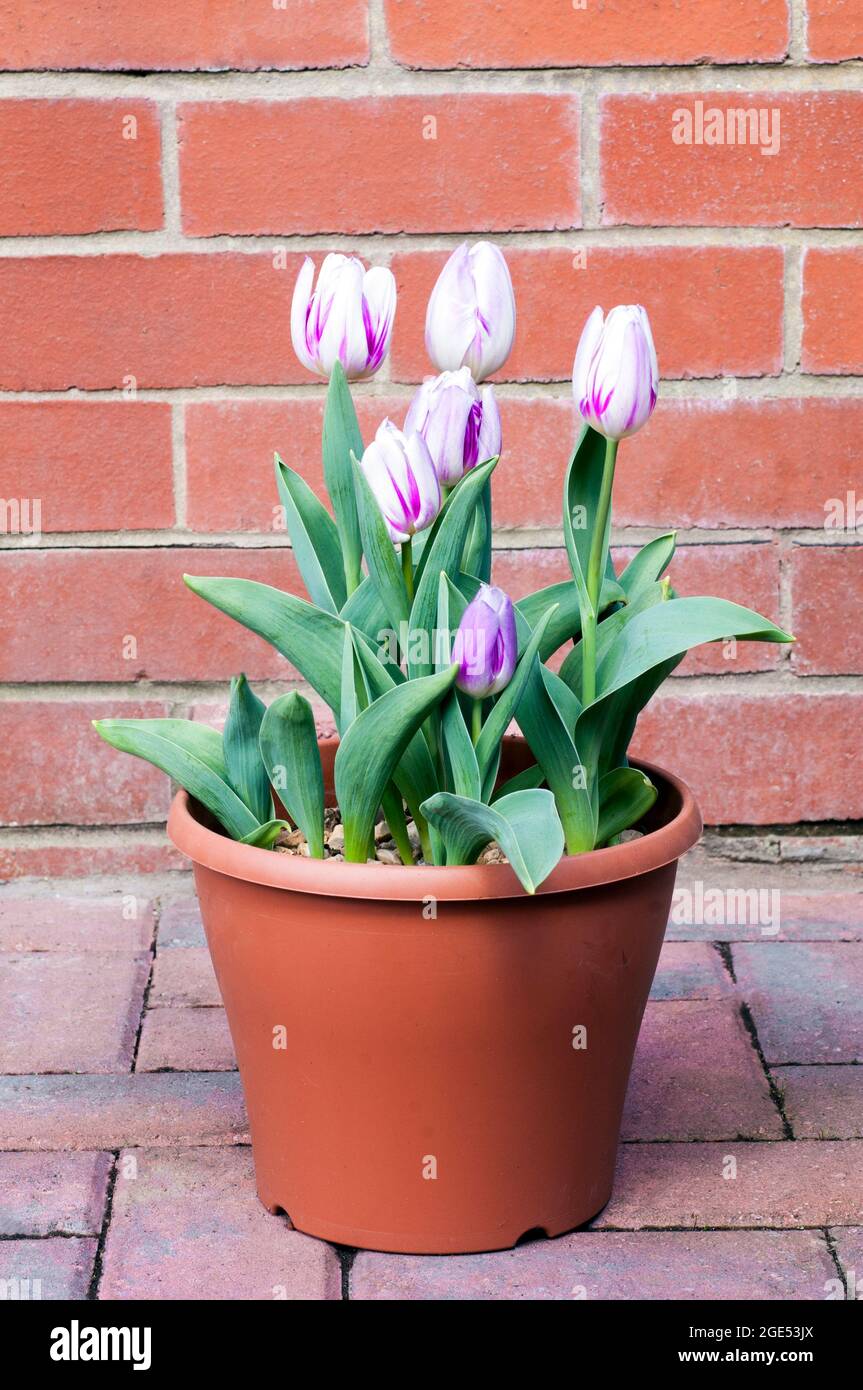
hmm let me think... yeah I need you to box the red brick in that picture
[633,692,863,824]
[667,884,863,943]
[774,1066,863,1140]
[0,100,161,234]
[157,896,206,950]
[595,1140,863,1229]
[733,942,863,1063]
[0,402,173,532]
[0,254,313,390]
[0,1237,96,1300]
[601,93,863,228]
[0,835,185,881]
[179,96,579,236]
[137,1008,235,1072]
[385,0,789,68]
[802,248,863,372]
[792,547,863,675]
[491,544,780,675]
[189,395,855,532]
[100,1147,340,1300]
[806,0,863,60]
[0,893,155,953]
[0,1152,111,1236]
[0,952,149,1073]
[650,943,734,1001]
[150,949,220,1008]
[391,247,783,381]
[623,1001,781,1141]
[832,1227,863,1294]
[352,1229,832,1301]
[0,547,302,682]
[0,1073,246,1150]
[0,702,171,827]
[0,0,369,71]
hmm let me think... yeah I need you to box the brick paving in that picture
[0,846,860,1301]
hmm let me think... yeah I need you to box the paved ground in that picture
[1,843,861,1301]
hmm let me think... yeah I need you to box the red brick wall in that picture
[1,1,861,874]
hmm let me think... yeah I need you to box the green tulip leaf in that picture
[240,819,291,850]
[596,767,658,846]
[275,454,346,614]
[419,789,565,894]
[258,692,325,858]
[515,660,596,854]
[184,575,345,722]
[223,674,272,824]
[322,361,364,594]
[352,451,411,638]
[335,665,459,861]
[93,718,259,842]
[618,532,676,599]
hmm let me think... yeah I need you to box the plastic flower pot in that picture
[168,736,701,1256]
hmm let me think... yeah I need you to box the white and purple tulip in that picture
[572,304,659,441]
[359,420,442,545]
[404,367,501,488]
[291,253,396,381]
[425,242,516,383]
[451,584,518,699]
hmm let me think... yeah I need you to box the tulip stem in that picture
[581,437,618,707]
[471,699,483,745]
[401,538,414,604]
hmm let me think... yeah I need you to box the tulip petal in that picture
[290,256,318,374]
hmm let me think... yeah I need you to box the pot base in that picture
[257,1188,613,1255]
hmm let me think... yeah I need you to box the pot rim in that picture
[167,739,702,902]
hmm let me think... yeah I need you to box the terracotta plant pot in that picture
[168,736,701,1255]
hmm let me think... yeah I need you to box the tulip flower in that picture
[425,242,516,383]
[359,420,442,546]
[451,585,518,724]
[291,253,396,381]
[572,304,658,441]
[404,367,502,488]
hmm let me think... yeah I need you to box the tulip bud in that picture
[359,420,442,545]
[451,584,518,699]
[572,304,659,441]
[291,253,396,381]
[425,242,516,383]
[404,367,502,487]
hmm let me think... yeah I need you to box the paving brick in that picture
[830,1227,863,1298]
[0,548,302,683]
[802,248,863,374]
[0,400,173,532]
[150,948,220,1008]
[0,1151,111,1236]
[391,246,783,382]
[0,1073,247,1150]
[807,1,863,60]
[733,943,863,1063]
[99,1147,340,1300]
[602,93,863,228]
[180,96,579,236]
[650,943,734,1000]
[0,0,369,71]
[137,1008,235,1072]
[774,1066,863,1140]
[0,952,149,1074]
[0,1237,97,1300]
[0,99,162,235]
[0,701,171,827]
[0,893,155,952]
[385,0,789,68]
[595,1140,863,1229]
[352,1228,832,1301]
[634,692,863,825]
[156,897,206,949]
[623,1001,781,1141]
[791,547,863,675]
[666,873,863,942]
